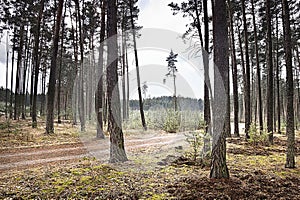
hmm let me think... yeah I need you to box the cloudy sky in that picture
[0,0,205,99]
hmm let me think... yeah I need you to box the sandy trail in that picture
[0,133,187,173]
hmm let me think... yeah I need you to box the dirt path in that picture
[0,133,187,173]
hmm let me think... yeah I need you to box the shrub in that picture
[184,131,204,161]
[163,110,181,133]
[249,123,269,146]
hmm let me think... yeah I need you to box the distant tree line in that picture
[129,96,203,111]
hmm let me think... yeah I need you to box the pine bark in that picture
[251,0,263,132]
[229,0,239,137]
[241,0,251,139]
[282,0,295,168]
[95,0,106,139]
[266,0,274,144]
[32,0,45,127]
[107,0,128,162]
[46,0,64,134]
[129,0,147,131]
[210,0,229,179]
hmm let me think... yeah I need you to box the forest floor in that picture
[0,118,299,199]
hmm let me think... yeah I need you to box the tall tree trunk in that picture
[46,0,64,134]
[95,0,106,139]
[126,46,130,119]
[10,31,16,119]
[69,4,77,125]
[266,0,274,144]
[57,2,66,124]
[107,0,128,162]
[282,0,295,168]
[21,30,30,119]
[201,0,212,156]
[210,0,229,179]
[32,0,45,127]
[5,32,9,119]
[74,0,86,132]
[251,0,263,132]
[129,0,147,131]
[14,25,25,120]
[241,0,251,139]
[229,0,239,137]
[237,19,246,124]
[275,13,281,134]
[203,0,211,136]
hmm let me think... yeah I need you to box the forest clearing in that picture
[0,0,300,199]
[0,118,300,199]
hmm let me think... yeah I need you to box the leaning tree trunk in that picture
[282,0,295,168]
[46,0,64,134]
[129,0,147,131]
[210,0,229,179]
[107,0,128,162]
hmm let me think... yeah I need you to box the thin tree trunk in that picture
[266,0,274,144]
[5,32,9,119]
[251,0,263,132]
[241,0,251,139]
[237,19,246,124]
[14,25,25,120]
[203,0,211,136]
[57,2,66,124]
[129,0,147,131]
[275,13,281,134]
[32,0,45,127]
[95,0,106,139]
[74,0,86,132]
[229,0,239,137]
[46,0,64,134]
[10,32,16,119]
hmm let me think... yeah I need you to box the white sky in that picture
[0,0,205,99]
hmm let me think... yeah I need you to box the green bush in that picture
[184,131,204,161]
[163,110,181,133]
[249,123,269,146]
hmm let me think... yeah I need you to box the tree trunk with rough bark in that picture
[210,0,229,179]
[107,0,128,162]
[46,0,64,134]
[282,0,295,168]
